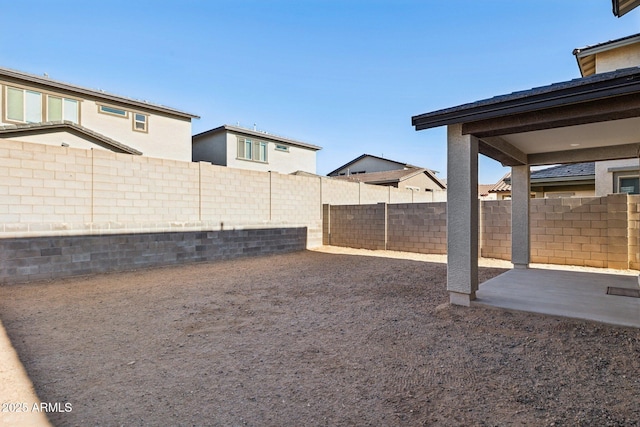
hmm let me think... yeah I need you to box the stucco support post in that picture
[446,124,479,306]
[511,165,530,269]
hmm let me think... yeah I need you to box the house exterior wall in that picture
[595,158,640,196]
[595,43,640,74]
[1,131,106,152]
[192,132,227,165]
[0,77,193,162]
[80,100,192,162]
[331,157,405,175]
[193,129,317,174]
[401,173,444,192]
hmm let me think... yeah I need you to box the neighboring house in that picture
[478,184,497,200]
[327,154,446,193]
[489,163,596,199]
[192,125,321,174]
[573,33,640,196]
[0,66,198,161]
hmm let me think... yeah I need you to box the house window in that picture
[275,144,289,152]
[618,176,639,194]
[6,87,42,123]
[133,113,148,132]
[237,137,268,163]
[98,104,128,118]
[47,96,79,123]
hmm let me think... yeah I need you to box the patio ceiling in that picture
[412,67,640,167]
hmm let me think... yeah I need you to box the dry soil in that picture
[0,249,639,426]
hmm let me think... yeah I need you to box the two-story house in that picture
[0,66,198,161]
[573,33,640,196]
[192,125,321,174]
[327,154,446,193]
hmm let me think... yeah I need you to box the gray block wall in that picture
[0,227,307,284]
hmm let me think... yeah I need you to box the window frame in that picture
[97,103,129,118]
[4,86,43,123]
[46,95,80,124]
[275,144,289,152]
[237,137,268,163]
[617,174,640,194]
[132,112,148,133]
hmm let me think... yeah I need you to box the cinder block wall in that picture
[1,140,424,242]
[0,227,307,284]
[324,204,386,250]
[628,195,640,270]
[387,202,447,254]
[480,200,511,260]
[326,195,640,270]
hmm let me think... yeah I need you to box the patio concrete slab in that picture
[475,268,640,328]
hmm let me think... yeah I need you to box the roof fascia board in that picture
[193,125,321,151]
[412,70,640,130]
[463,92,640,138]
[0,67,199,119]
[573,34,640,57]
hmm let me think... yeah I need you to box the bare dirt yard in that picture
[1,249,639,426]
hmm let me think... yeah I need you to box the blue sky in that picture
[3,0,639,183]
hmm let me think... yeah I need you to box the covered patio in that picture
[412,66,640,324]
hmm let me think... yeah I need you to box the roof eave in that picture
[412,68,640,131]
[0,67,199,120]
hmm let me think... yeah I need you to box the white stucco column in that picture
[446,124,479,306]
[511,165,530,269]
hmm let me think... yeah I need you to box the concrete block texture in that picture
[325,193,640,271]
[0,227,307,284]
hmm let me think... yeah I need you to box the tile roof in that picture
[0,121,142,155]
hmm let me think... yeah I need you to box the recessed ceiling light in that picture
[570,143,580,147]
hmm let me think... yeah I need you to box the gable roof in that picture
[193,125,321,151]
[0,121,142,155]
[573,33,640,76]
[330,167,446,190]
[0,66,199,120]
[327,154,411,176]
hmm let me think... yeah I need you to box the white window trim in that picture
[133,113,148,133]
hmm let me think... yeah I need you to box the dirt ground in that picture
[1,249,639,426]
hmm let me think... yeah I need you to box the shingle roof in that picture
[0,66,199,119]
[530,162,595,180]
[0,121,142,155]
[489,163,595,193]
[412,66,640,130]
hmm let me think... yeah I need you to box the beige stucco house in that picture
[327,154,446,195]
[574,33,640,197]
[0,66,198,161]
[192,125,321,174]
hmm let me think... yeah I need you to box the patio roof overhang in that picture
[411,66,640,309]
[412,67,640,167]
